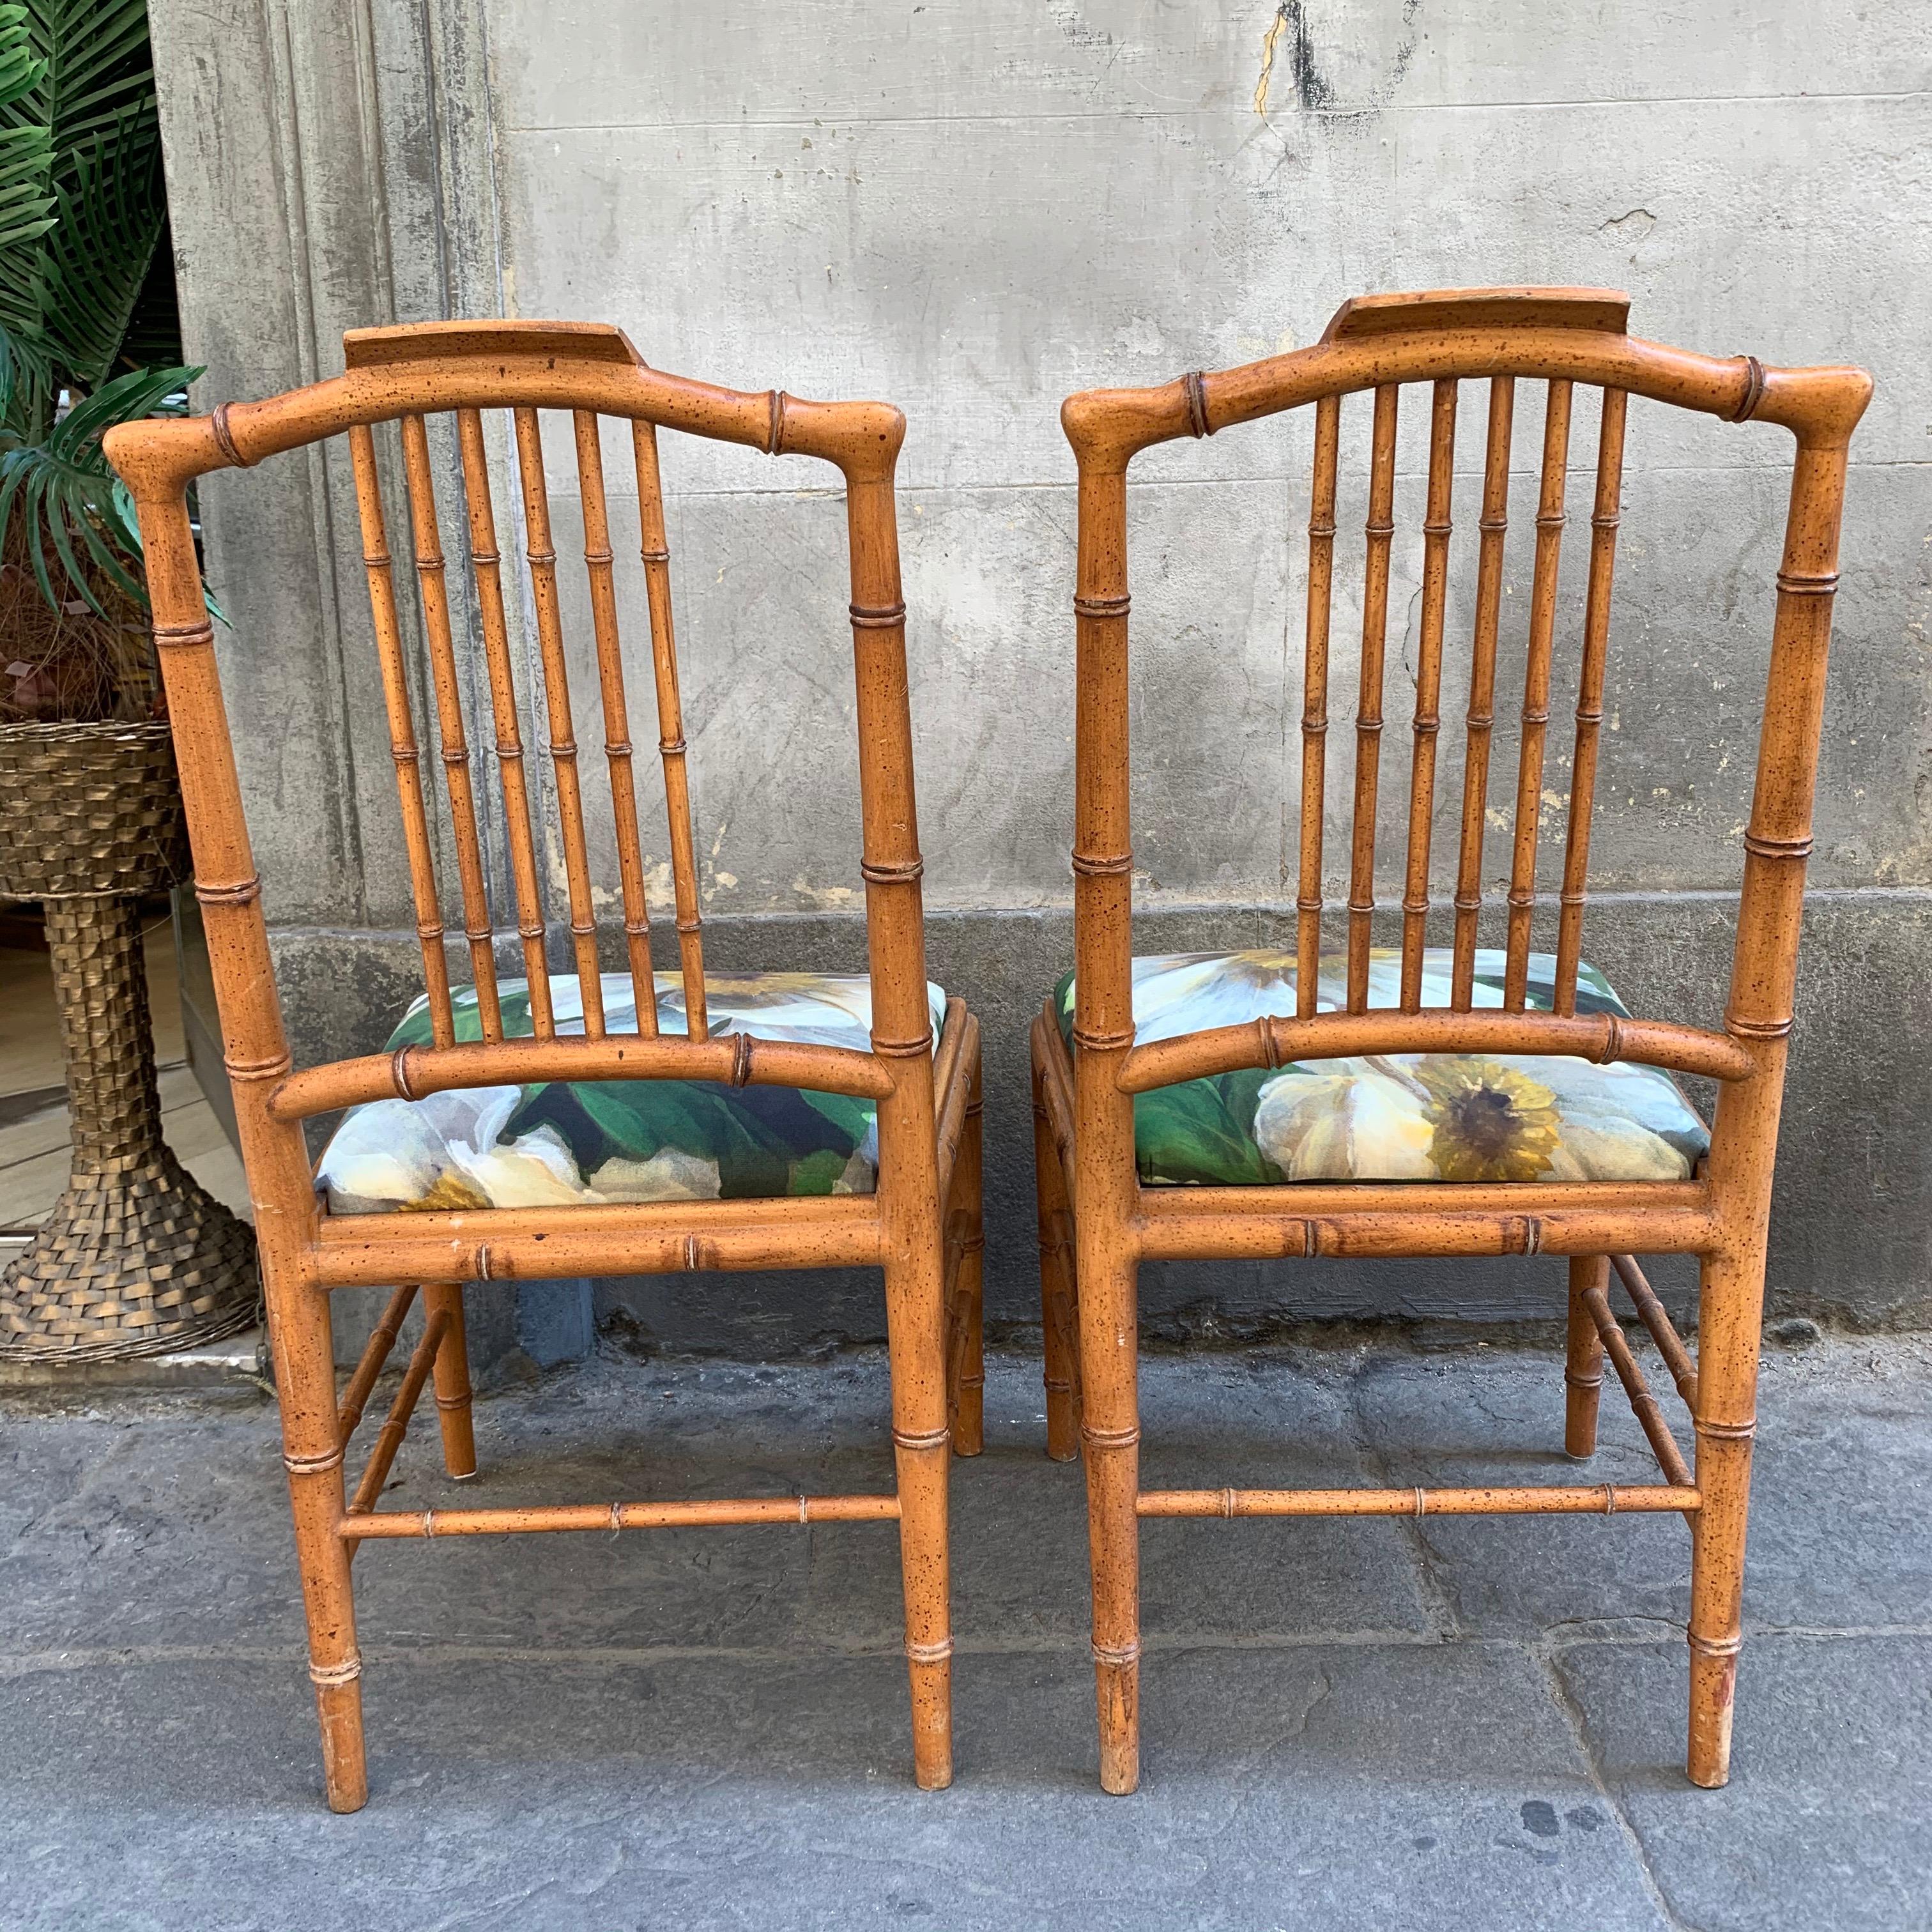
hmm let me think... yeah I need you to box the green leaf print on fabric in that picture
[314,971,942,1213]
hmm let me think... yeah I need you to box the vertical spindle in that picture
[399,413,501,1039]
[513,406,606,1038]
[456,408,555,1038]
[1296,395,1340,1017]
[1347,384,1399,1011]
[1400,379,1457,1011]
[629,418,709,1041]
[1554,388,1629,1013]
[1503,379,1573,1010]
[1451,378,1515,1009]
[349,424,454,1048]
[573,411,657,1026]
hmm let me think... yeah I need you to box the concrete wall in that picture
[149,1,1932,1359]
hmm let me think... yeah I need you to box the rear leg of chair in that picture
[1078,1246,1140,1795]
[1687,1247,1765,1788]
[884,1246,954,1790]
[1565,1255,1608,1458]
[1032,1042,1080,1463]
[422,1281,477,1479]
[266,1257,368,1813]
[948,1046,986,1456]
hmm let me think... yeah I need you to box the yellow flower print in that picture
[1411,1058,1564,1183]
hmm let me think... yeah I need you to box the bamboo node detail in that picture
[1183,369,1209,439]
[224,1051,291,1084]
[1724,1011,1792,1040]
[1729,354,1767,422]
[1073,594,1131,618]
[849,601,907,628]
[1688,1630,1744,1659]
[307,1654,362,1688]
[153,620,215,648]
[210,402,251,468]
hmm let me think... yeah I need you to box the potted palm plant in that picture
[0,0,254,1358]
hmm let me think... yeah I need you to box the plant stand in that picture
[0,721,257,1360]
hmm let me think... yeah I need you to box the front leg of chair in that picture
[1077,1243,1141,1795]
[265,1255,368,1813]
[1686,1246,1765,1788]
[423,1281,477,1479]
[882,1234,955,1790]
[1564,1255,1607,1458]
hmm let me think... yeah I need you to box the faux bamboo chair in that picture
[105,320,983,1809]
[1034,288,1869,1793]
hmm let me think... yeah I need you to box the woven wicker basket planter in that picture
[0,719,257,1360]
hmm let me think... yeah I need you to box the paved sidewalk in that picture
[3,1333,1928,1930]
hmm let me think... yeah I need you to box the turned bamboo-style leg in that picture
[1032,1054,1080,1463]
[267,1257,367,1813]
[884,1250,954,1790]
[950,1051,986,1457]
[1565,1255,1608,1458]
[422,1282,477,1479]
[1687,1247,1765,1788]
[1078,1248,1140,1794]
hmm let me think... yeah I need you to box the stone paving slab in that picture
[1556,1634,1932,1932]
[1,1335,1926,1929]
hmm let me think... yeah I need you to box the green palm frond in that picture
[0,1,170,402]
[15,0,153,162]
[38,95,162,385]
[0,2,192,625]
[0,6,54,351]
[0,357,195,614]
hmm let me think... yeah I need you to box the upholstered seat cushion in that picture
[1053,949,1710,1187]
[317,972,946,1214]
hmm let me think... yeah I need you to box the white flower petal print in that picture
[450,1123,591,1207]
[1254,1064,1436,1181]
[314,1098,448,1212]
[1542,1107,1691,1182]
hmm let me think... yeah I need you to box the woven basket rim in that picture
[0,717,174,745]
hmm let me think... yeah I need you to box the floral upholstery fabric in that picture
[317,972,946,1215]
[1053,949,1709,1187]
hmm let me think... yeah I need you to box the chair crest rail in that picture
[1060,313,1869,471]
[113,319,906,496]
[1116,1010,1754,1096]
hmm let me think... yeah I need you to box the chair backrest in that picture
[105,321,934,1159]
[1059,288,1871,1195]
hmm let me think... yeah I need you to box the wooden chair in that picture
[105,320,982,1811]
[1034,287,1869,1793]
